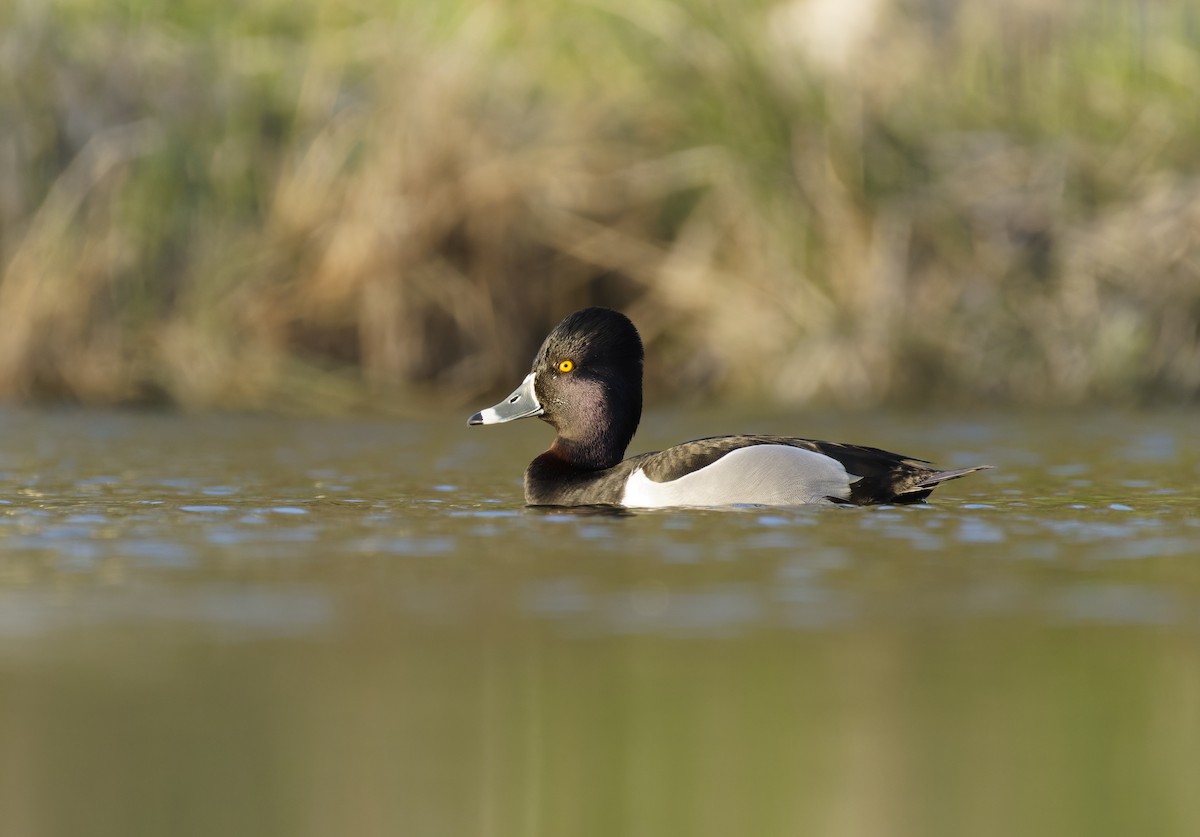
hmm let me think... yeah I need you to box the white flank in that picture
[620,445,853,508]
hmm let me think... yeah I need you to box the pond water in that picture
[1,406,1198,837]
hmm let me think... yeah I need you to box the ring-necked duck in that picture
[469,307,990,507]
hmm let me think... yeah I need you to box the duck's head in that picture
[468,307,644,468]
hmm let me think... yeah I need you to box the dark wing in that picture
[633,436,782,483]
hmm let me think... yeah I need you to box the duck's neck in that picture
[546,435,621,471]
[537,373,642,472]
[547,402,640,471]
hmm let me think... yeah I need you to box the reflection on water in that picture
[1,407,1198,837]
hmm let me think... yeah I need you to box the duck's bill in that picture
[468,373,544,426]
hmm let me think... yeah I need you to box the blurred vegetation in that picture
[2,0,1199,412]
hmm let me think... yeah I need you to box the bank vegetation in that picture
[2,0,1198,411]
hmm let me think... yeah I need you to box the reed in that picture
[2,0,1198,411]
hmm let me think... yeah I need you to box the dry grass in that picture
[2,0,1199,412]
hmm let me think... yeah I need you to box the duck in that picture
[468,307,990,507]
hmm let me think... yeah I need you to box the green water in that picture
[1,407,1198,837]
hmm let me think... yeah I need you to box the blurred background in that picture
[3,0,1199,414]
[4,5,1200,837]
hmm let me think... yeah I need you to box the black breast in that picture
[524,453,641,506]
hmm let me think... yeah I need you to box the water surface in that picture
[1,407,1198,837]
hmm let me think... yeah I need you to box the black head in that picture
[532,308,643,385]
[467,307,645,471]
[531,308,644,467]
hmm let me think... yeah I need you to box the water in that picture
[1,406,1198,837]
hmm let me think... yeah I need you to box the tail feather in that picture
[911,465,993,490]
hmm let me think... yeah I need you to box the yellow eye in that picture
[557,359,575,373]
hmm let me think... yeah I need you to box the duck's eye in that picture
[557,359,575,373]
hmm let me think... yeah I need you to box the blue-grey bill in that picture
[468,372,544,426]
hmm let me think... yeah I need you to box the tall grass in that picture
[2,0,1199,411]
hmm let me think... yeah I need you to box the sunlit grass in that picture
[2,0,1198,411]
